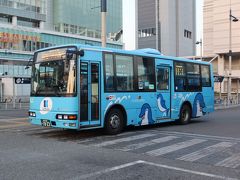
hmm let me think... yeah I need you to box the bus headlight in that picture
[56,114,77,120]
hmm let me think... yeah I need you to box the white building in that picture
[123,0,196,57]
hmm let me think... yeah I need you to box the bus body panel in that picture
[29,97,79,129]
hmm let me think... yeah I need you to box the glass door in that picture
[155,65,171,119]
[80,61,101,127]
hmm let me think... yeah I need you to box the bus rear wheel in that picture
[178,104,191,125]
[104,108,124,135]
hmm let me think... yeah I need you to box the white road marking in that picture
[216,153,240,168]
[71,160,143,180]
[93,133,155,147]
[178,142,235,162]
[0,118,27,122]
[71,160,239,180]
[151,130,240,143]
[142,161,239,180]
[146,139,206,156]
[117,136,178,151]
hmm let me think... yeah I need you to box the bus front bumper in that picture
[29,117,79,130]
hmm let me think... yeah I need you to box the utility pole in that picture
[196,39,203,60]
[101,0,107,47]
[228,2,239,106]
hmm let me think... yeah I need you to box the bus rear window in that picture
[201,65,211,87]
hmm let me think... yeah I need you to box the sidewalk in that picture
[215,103,240,110]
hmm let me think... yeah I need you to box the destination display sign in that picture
[175,65,185,76]
[36,47,76,62]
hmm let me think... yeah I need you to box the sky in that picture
[196,0,204,56]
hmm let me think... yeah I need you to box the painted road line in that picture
[178,142,235,162]
[71,160,238,180]
[142,161,239,180]
[216,153,240,168]
[0,122,31,129]
[93,134,156,147]
[117,136,178,151]
[71,160,144,180]
[0,118,28,122]
[151,130,240,143]
[146,139,207,156]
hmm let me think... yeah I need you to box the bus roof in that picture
[35,44,211,65]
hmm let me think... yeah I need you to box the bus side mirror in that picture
[78,49,84,57]
[66,49,84,60]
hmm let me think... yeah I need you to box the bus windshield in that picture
[31,47,77,97]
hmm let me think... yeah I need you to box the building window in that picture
[138,28,156,38]
[64,24,69,33]
[184,29,192,39]
[0,14,12,24]
[17,17,40,28]
[136,56,155,91]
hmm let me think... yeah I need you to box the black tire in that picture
[104,108,124,135]
[178,104,191,125]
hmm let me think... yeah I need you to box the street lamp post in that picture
[196,39,203,60]
[228,7,239,106]
[101,0,107,47]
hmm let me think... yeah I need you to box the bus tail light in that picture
[56,114,77,120]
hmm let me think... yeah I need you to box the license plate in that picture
[41,119,51,127]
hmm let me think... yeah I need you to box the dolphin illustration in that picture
[138,103,154,125]
[157,94,169,116]
[192,93,206,117]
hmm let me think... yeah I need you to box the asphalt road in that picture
[0,107,240,180]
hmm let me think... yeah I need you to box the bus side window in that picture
[175,78,186,91]
[136,56,155,91]
[115,55,134,91]
[174,62,186,91]
[104,54,114,91]
[157,67,169,90]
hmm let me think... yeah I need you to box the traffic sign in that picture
[15,77,31,84]
[214,76,224,83]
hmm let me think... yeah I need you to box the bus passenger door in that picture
[155,65,171,120]
[79,61,101,127]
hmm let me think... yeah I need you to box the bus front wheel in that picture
[104,108,124,135]
[178,104,191,125]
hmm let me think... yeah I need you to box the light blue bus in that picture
[28,44,214,134]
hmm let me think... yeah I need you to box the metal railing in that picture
[0,96,29,110]
[214,93,240,107]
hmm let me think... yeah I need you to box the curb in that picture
[215,104,240,110]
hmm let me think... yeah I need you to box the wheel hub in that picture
[110,114,120,129]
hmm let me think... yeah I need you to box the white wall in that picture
[1,78,30,98]
[122,0,138,50]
